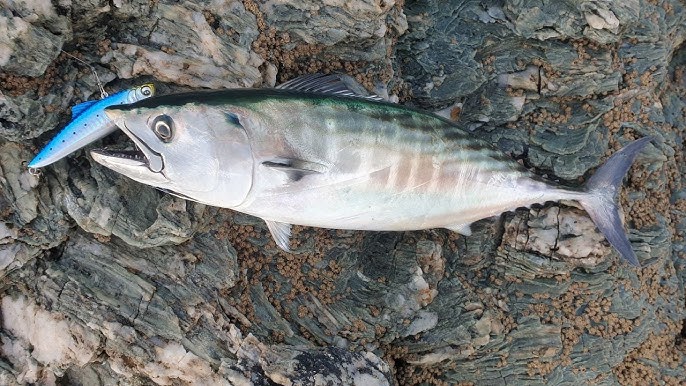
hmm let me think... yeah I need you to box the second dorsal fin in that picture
[276,73,386,102]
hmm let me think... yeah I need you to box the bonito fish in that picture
[91,74,650,266]
[28,83,155,169]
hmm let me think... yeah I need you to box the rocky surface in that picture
[1,0,685,385]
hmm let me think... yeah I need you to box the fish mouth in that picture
[91,148,147,166]
[90,109,168,184]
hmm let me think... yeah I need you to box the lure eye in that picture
[141,85,152,96]
[151,115,174,142]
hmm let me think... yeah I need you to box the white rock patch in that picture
[1,296,101,383]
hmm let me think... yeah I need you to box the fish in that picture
[28,83,155,169]
[90,74,651,266]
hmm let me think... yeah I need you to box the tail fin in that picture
[578,137,652,266]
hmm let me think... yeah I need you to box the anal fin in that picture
[447,223,472,236]
[265,220,293,251]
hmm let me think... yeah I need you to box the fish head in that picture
[92,101,254,207]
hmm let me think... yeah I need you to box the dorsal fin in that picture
[71,100,98,119]
[276,73,386,102]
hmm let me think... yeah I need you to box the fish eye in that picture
[151,115,174,142]
[141,85,152,96]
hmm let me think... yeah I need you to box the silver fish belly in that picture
[91,74,651,266]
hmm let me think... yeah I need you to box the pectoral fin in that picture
[447,223,472,236]
[265,220,293,251]
[262,158,328,182]
[157,187,203,203]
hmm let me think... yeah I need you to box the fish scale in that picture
[91,74,652,266]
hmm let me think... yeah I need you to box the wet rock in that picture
[258,344,393,385]
[0,3,68,77]
[54,159,207,248]
[396,1,489,108]
[501,205,612,268]
[261,0,406,62]
[1,295,101,383]
[103,1,264,89]
[1,230,395,385]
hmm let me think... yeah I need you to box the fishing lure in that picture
[28,83,155,169]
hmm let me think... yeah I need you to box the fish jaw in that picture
[89,107,166,182]
[90,148,169,185]
[104,107,165,173]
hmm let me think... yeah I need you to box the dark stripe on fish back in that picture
[113,88,450,129]
[119,88,456,136]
